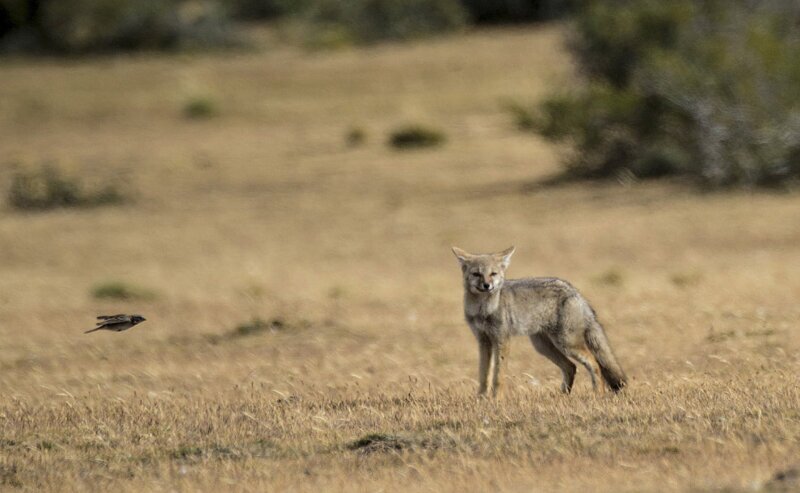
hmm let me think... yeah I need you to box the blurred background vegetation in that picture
[2,0,799,189]
[0,0,572,53]
[536,0,800,188]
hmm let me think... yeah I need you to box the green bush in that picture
[568,1,690,89]
[297,0,467,45]
[8,165,125,210]
[537,0,800,187]
[388,124,446,149]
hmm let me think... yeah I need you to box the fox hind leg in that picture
[564,347,605,392]
[530,334,577,393]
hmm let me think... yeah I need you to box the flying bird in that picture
[85,314,146,334]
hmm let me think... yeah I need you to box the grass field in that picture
[1,24,799,492]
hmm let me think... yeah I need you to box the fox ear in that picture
[452,246,473,265]
[495,246,515,269]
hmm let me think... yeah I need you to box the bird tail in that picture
[84,327,103,334]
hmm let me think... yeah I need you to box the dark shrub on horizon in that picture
[229,0,311,20]
[460,0,573,24]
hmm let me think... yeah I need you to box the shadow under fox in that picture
[452,246,627,397]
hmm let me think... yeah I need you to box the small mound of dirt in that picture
[348,433,410,454]
[763,467,799,492]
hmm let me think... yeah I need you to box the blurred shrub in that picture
[670,271,702,288]
[0,3,15,38]
[228,0,576,25]
[0,0,42,52]
[1,0,234,53]
[296,0,467,46]
[183,95,218,119]
[389,124,446,149]
[568,1,690,89]
[0,0,576,53]
[536,0,800,187]
[346,126,367,147]
[91,281,157,300]
[8,164,125,210]
[229,0,309,19]
[502,99,536,130]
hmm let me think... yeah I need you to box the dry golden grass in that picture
[1,25,800,492]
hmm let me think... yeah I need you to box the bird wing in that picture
[97,314,127,321]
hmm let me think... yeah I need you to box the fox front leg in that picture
[477,332,492,396]
[490,337,510,398]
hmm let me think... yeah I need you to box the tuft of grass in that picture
[91,281,157,301]
[238,283,266,301]
[592,268,624,287]
[671,272,702,288]
[0,439,18,449]
[0,463,22,488]
[388,124,445,150]
[8,164,125,211]
[707,327,780,343]
[36,441,54,451]
[170,446,203,460]
[346,126,367,147]
[328,285,347,300]
[230,317,291,338]
[183,96,218,119]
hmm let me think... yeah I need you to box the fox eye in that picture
[471,272,482,277]
[490,272,498,277]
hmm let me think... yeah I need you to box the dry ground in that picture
[1,25,799,492]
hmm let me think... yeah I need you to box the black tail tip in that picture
[601,367,627,392]
[608,378,627,393]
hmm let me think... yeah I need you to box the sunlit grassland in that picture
[1,24,799,492]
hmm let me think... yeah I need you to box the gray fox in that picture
[452,246,626,397]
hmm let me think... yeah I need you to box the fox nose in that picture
[481,282,491,290]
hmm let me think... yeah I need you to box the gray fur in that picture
[453,246,627,396]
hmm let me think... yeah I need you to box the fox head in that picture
[452,246,515,295]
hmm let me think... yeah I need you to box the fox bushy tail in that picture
[585,322,627,392]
